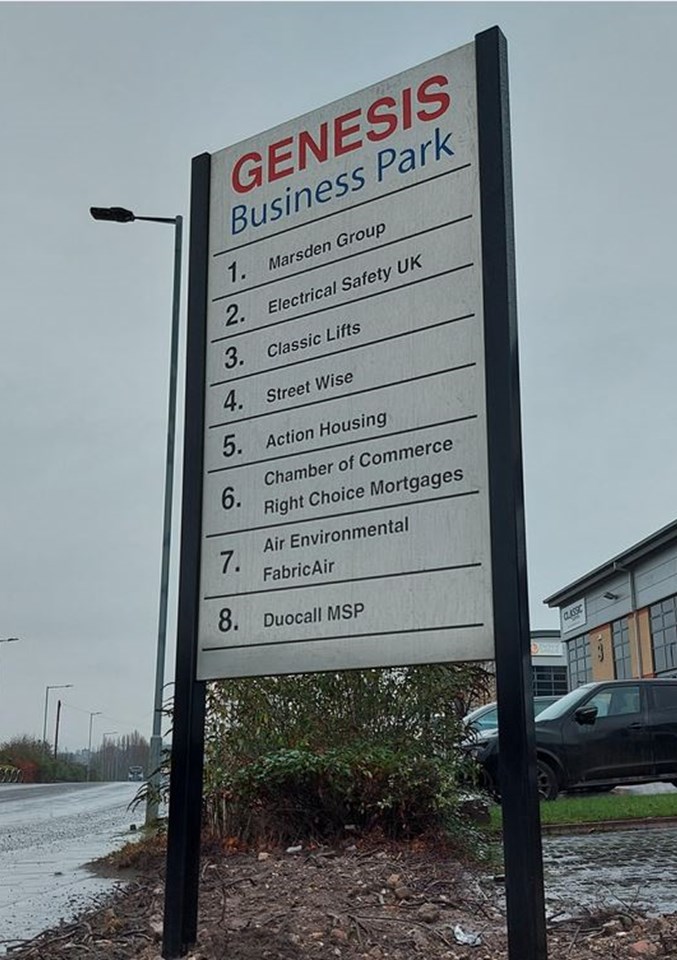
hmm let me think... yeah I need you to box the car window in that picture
[475,707,498,730]
[586,686,640,717]
[466,698,558,731]
[652,685,677,711]
[534,697,559,715]
[536,685,595,721]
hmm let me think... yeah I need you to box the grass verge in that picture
[490,790,677,831]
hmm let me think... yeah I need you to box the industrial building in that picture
[544,519,677,687]
[530,629,569,696]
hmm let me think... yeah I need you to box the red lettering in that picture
[365,97,397,142]
[402,86,413,130]
[416,75,450,120]
[268,137,294,182]
[299,125,328,170]
[334,108,362,156]
[231,151,263,194]
[228,73,452,192]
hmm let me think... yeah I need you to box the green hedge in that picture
[204,742,476,844]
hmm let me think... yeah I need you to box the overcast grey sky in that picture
[2,1,676,750]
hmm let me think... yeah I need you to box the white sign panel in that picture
[561,598,587,635]
[196,42,495,678]
[530,640,564,658]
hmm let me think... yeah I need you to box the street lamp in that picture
[42,684,73,750]
[90,204,182,824]
[86,711,102,782]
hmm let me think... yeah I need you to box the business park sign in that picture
[194,40,498,680]
[165,28,546,960]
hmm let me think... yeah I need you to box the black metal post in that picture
[475,26,548,960]
[163,152,211,959]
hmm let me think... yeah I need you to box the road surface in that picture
[1,780,675,950]
[0,781,143,953]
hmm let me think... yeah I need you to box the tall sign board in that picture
[165,27,547,960]
[198,42,494,679]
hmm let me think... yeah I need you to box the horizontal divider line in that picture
[207,413,478,475]
[204,488,480,539]
[212,163,473,257]
[212,214,473,301]
[209,311,475,385]
[209,262,474,347]
[209,361,477,428]
[204,562,482,600]
[201,621,486,654]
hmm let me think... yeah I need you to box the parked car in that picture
[463,695,561,734]
[466,679,677,801]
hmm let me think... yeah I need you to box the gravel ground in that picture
[4,837,677,959]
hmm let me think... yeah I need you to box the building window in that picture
[567,634,591,687]
[650,595,677,676]
[532,665,569,697]
[612,617,632,679]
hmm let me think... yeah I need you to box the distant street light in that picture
[86,711,102,782]
[90,204,182,825]
[42,684,73,750]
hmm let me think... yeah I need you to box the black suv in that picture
[467,679,677,800]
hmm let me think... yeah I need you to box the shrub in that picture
[202,665,491,847]
[206,743,474,844]
[0,736,86,783]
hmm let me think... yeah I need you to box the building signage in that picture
[561,598,587,635]
[195,41,496,680]
[530,639,563,658]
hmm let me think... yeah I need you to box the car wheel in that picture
[536,760,559,801]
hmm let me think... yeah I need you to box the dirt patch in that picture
[5,839,677,959]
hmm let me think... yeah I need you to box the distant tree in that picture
[89,731,150,781]
[0,735,87,783]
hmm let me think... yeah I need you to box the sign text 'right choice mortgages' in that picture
[197,41,495,680]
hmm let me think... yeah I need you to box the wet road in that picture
[0,782,143,953]
[543,824,677,917]
[543,784,677,917]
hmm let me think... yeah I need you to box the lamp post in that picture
[42,684,73,750]
[53,699,63,758]
[90,205,182,824]
[86,711,102,782]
